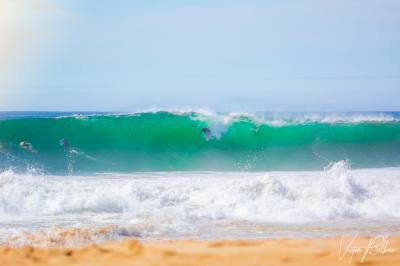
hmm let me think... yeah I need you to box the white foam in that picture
[54,110,399,128]
[1,163,400,245]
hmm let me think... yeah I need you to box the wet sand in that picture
[1,236,399,266]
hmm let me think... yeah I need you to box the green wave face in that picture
[1,112,400,173]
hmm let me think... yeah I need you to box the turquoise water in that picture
[1,111,400,173]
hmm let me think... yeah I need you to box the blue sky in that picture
[0,0,399,111]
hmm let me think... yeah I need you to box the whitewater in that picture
[0,111,400,246]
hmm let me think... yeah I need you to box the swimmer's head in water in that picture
[20,141,29,147]
[19,141,34,152]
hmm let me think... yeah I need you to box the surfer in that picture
[19,141,34,153]
[59,138,71,152]
[201,127,212,141]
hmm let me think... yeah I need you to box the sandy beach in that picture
[1,236,399,266]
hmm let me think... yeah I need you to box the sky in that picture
[0,0,399,111]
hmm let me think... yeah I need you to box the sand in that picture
[1,236,399,266]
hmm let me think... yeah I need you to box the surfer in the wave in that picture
[19,141,35,153]
[59,138,71,153]
[59,138,75,173]
[58,138,96,161]
[201,127,212,141]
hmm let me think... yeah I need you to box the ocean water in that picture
[0,111,400,246]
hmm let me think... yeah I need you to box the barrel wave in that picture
[1,111,400,173]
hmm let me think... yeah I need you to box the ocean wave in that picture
[1,111,400,173]
[1,163,399,222]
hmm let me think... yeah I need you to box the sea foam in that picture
[1,162,400,245]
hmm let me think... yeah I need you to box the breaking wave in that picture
[1,111,400,173]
